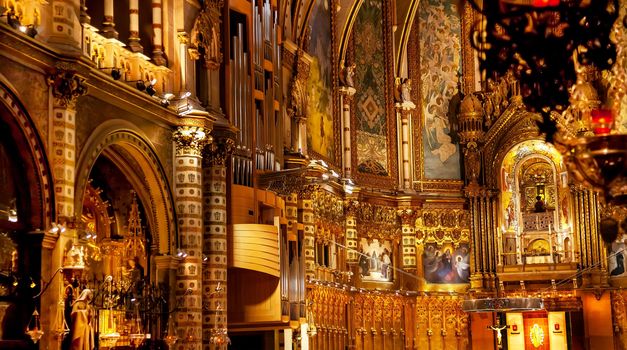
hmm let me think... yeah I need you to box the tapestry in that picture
[358,238,393,282]
[422,243,470,284]
[419,0,461,179]
[306,0,335,161]
[354,0,388,175]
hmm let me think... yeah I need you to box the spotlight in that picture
[202,254,208,262]
[136,80,146,91]
[181,91,191,99]
[30,279,36,289]
[18,25,27,33]
[146,84,156,96]
[176,249,188,258]
[25,26,37,38]
[111,68,122,80]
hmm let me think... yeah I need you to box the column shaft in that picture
[173,126,206,350]
[102,0,118,38]
[152,0,166,65]
[128,0,143,52]
[202,139,231,349]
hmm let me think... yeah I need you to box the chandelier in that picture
[469,0,626,238]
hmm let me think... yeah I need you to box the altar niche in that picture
[498,140,574,268]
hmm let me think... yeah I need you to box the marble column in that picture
[339,86,356,179]
[394,103,415,191]
[128,0,143,52]
[151,0,166,65]
[173,125,208,350]
[102,0,118,38]
[202,137,234,349]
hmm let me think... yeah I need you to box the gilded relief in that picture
[418,0,461,180]
[306,0,335,161]
[354,0,388,175]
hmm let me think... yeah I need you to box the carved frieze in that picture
[203,137,234,167]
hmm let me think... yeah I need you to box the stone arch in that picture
[75,120,176,255]
[0,77,54,230]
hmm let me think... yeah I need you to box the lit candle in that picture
[531,0,560,7]
[591,109,614,135]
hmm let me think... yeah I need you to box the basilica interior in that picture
[0,0,626,349]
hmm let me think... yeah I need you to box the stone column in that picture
[344,199,359,264]
[300,189,316,281]
[43,71,85,346]
[339,86,356,179]
[102,0,118,38]
[151,0,167,65]
[173,125,209,350]
[128,0,143,52]
[202,137,234,349]
[394,102,415,191]
[48,70,85,220]
[397,209,418,269]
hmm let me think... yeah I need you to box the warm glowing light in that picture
[591,109,614,135]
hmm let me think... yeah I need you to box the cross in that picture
[488,323,510,348]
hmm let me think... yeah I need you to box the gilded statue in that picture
[70,289,95,350]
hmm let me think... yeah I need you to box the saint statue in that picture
[70,289,95,350]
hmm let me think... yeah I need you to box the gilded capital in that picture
[203,137,235,167]
[397,208,418,226]
[173,126,211,156]
[47,69,88,108]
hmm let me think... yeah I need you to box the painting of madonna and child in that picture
[358,238,394,282]
[422,243,470,284]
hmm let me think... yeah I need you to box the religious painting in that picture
[354,0,389,176]
[419,0,461,180]
[306,0,335,162]
[422,243,470,284]
[358,238,393,282]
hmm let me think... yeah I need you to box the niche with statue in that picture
[498,140,575,266]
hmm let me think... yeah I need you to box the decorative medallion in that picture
[529,323,545,348]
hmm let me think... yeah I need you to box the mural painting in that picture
[422,243,470,284]
[354,0,388,176]
[358,238,393,282]
[306,0,335,161]
[419,0,461,180]
[610,237,627,278]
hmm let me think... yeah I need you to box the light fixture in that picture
[163,315,178,346]
[202,254,208,262]
[146,84,156,97]
[136,80,146,91]
[181,91,191,99]
[25,310,44,343]
[176,249,188,258]
[111,68,122,80]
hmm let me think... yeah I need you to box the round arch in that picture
[0,78,54,230]
[74,120,176,255]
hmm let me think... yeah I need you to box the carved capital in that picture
[203,137,235,167]
[397,208,418,226]
[173,126,211,157]
[344,200,359,217]
[47,70,87,108]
